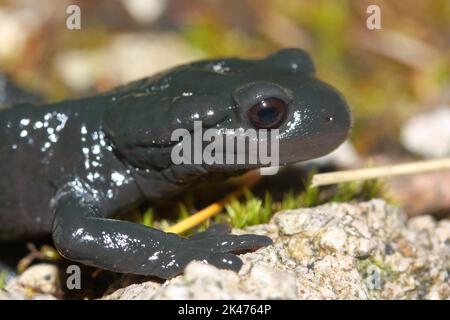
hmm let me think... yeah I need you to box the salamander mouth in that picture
[280,131,349,164]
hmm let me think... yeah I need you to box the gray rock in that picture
[3,200,447,300]
[2,264,60,300]
[400,106,450,158]
[104,200,450,300]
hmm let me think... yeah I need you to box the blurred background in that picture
[1,0,450,217]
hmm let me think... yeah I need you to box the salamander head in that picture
[105,48,351,176]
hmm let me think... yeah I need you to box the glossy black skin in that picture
[0,49,351,279]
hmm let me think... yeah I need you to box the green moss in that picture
[225,189,272,228]
[280,190,298,210]
[135,171,394,231]
[140,208,154,228]
[177,203,191,222]
[223,173,394,229]
[280,172,321,210]
[0,271,8,289]
[331,179,395,204]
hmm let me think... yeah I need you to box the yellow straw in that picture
[165,171,261,234]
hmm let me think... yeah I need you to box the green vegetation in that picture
[226,190,273,228]
[331,179,395,204]
[279,182,321,210]
[137,171,394,231]
[0,271,8,289]
[140,208,154,227]
[223,177,393,229]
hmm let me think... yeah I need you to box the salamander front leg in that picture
[52,186,272,279]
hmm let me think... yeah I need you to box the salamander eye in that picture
[248,98,287,129]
